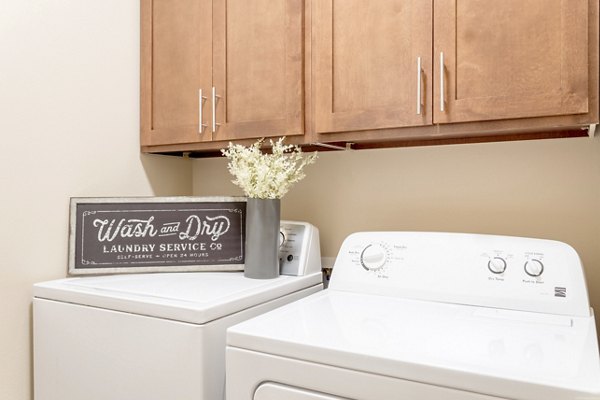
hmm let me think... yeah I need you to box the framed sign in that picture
[68,197,246,275]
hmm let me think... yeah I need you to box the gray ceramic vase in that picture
[244,198,281,279]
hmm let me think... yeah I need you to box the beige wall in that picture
[193,136,600,335]
[2,1,599,399]
[0,2,190,399]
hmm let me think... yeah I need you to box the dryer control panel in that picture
[278,221,321,276]
[329,232,591,317]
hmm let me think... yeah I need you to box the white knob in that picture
[488,257,507,274]
[525,259,544,277]
[360,244,387,271]
[279,231,285,247]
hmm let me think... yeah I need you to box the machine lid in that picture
[33,272,322,324]
[227,290,600,399]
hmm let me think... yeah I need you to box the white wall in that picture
[0,2,191,399]
[193,136,600,339]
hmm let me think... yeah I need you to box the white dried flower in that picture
[221,137,318,199]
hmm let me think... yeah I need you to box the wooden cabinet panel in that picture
[314,0,433,134]
[142,0,304,148]
[212,0,304,141]
[141,0,213,146]
[434,0,589,124]
[141,0,597,154]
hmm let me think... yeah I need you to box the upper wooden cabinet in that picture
[141,0,305,148]
[142,0,597,153]
[312,0,597,140]
[141,0,212,146]
[313,0,433,133]
[434,0,590,124]
[212,0,304,142]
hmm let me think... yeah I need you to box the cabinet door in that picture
[434,0,589,124]
[211,0,304,141]
[313,0,433,134]
[141,0,213,146]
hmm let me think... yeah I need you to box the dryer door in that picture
[255,383,346,399]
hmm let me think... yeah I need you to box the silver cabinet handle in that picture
[440,52,445,112]
[212,86,221,133]
[198,89,208,133]
[417,57,423,115]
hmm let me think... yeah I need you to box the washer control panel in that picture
[278,221,321,276]
[329,232,590,317]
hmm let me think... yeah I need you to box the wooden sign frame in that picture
[68,197,246,275]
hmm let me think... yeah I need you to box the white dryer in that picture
[33,221,322,400]
[226,232,600,400]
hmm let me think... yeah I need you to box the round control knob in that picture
[488,257,507,274]
[524,259,544,277]
[360,244,387,271]
[279,231,285,247]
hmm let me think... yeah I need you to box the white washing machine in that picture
[33,221,322,400]
[226,232,600,400]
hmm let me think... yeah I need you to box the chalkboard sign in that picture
[68,197,246,275]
